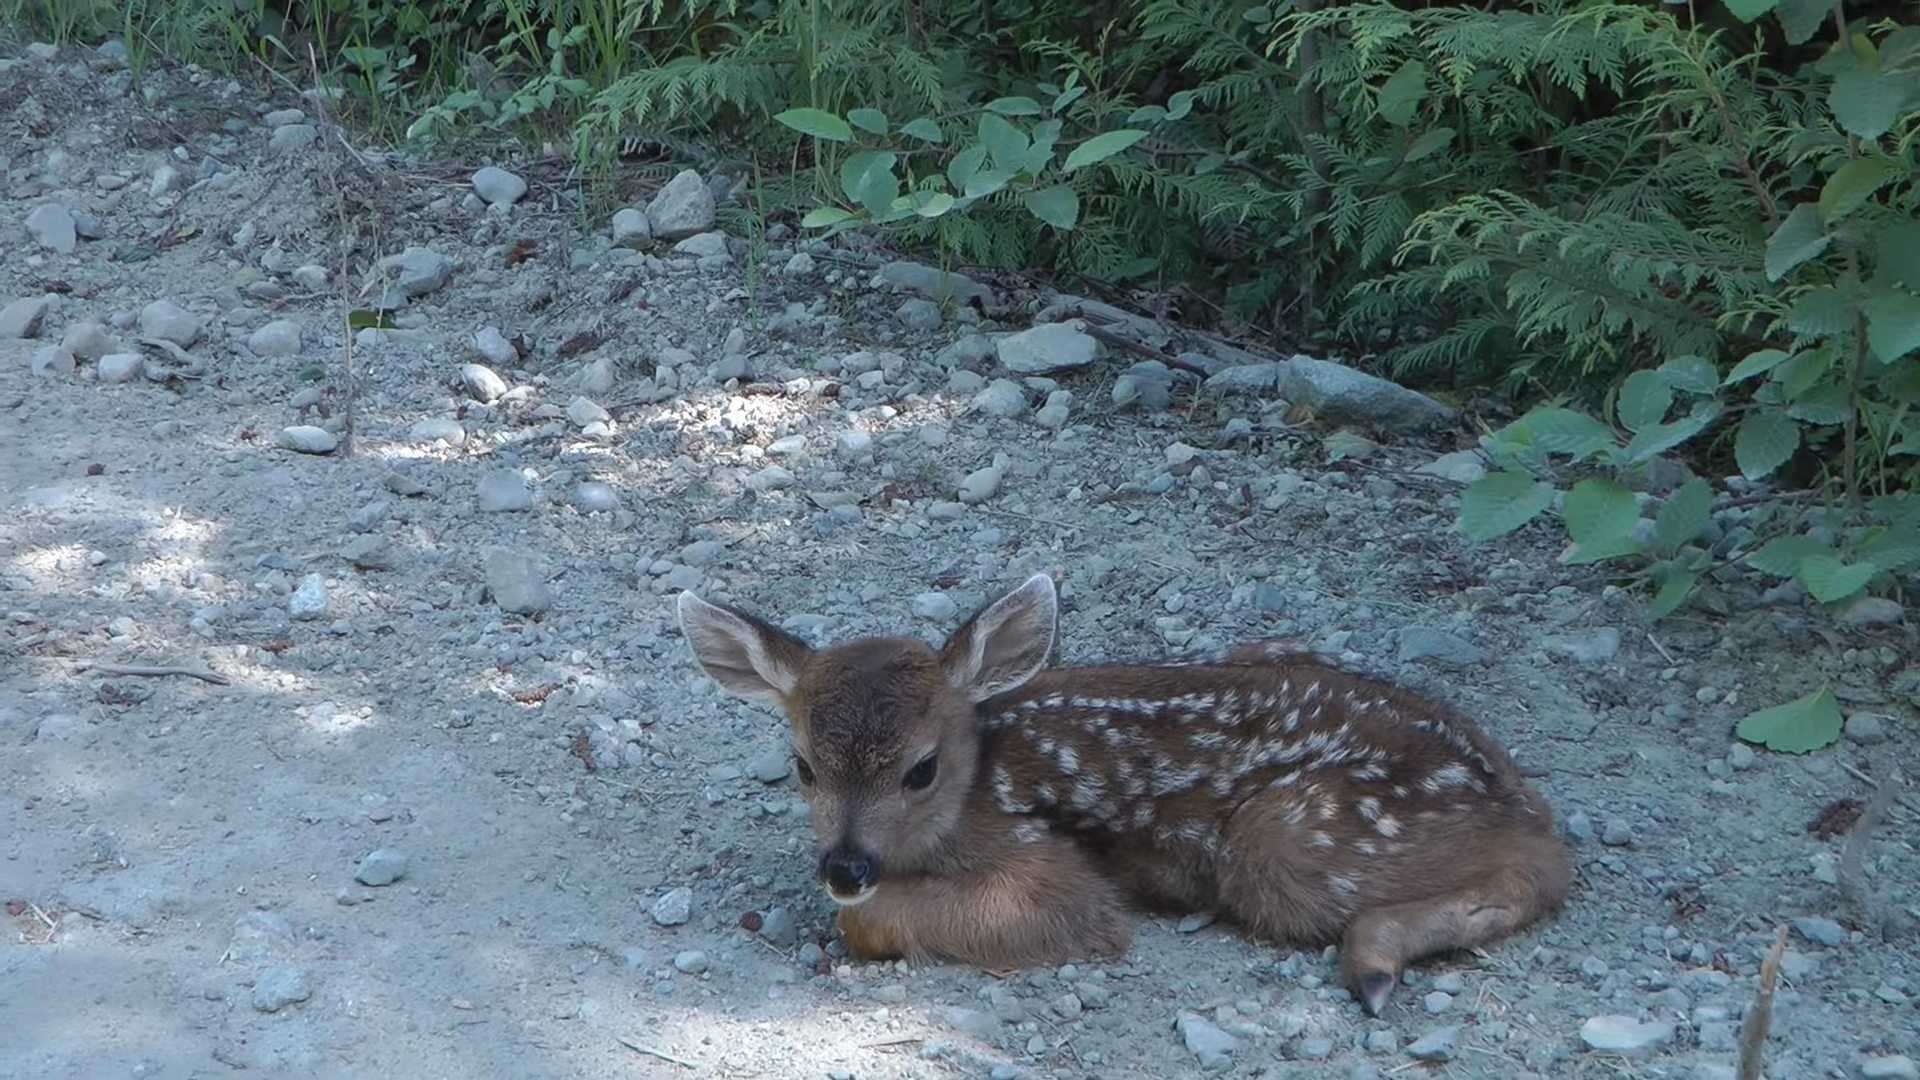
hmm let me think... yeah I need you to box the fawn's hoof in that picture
[1354,971,1396,1017]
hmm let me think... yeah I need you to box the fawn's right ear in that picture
[938,572,1058,702]
[676,591,811,708]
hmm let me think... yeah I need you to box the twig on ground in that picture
[1645,632,1676,666]
[614,1035,697,1069]
[1841,762,1901,930]
[1735,924,1788,1080]
[68,661,230,685]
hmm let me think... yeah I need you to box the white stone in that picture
[461,363,510,403]
[646,170,717,240]
[96,353,145,383]
[25,204,77,253]
[288,573,329,620]
[997,321,1100,375]
[276,425,337,454]
[611,208,652,248]
[471,166,527,206]
[247,319,302,357]
[1,295,53,338]
[138,300,202,347]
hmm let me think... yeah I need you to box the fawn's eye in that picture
[903,754,938,791]
[793,756,816,786]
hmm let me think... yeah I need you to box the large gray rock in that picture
[247,320,302,357]
[1276,355,1457,433]
[484,548,552,615]
[0,295,53,338]
[647,170,716,241]
[390,247,454,298]
[138,300,203,347]
[1203,363,1284,395]
[26,204,77,253]
[997,321,1101,375]
[876,260,996,308]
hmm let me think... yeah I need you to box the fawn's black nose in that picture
[819,843,877,895]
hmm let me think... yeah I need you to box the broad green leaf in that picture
[900,117,944,143]
[1519,407,1617,460]
[985,96,1044,116]
[1564,478,1641,548]
[1027,118,1065,173]
[800,207,856,228]
[1776,347,1833,399]
[1799,554,1878,602]
[838,151,898,218]
[908,190,955,218]
[1660,355,1720,394]
[847,107,889,135]
[1062,129,1150,172]
[1021,186,1080,230]
[1725,348,1793,384]
[1736,686,1843,753]
[1623,401,1722,463]
[1052,85,1087,113]
[1787,383,1852,425]
[1831,68,1908,139]
[1818,158,1896,222]
[1876,221,1920,289]
[1404,126,1455,162]
[1166,91,1197,121]
[1127,105,1168,125]
[979,113,1030,173]
[1618,369,1674,430]
[1649,569,1699,618]
[1735,410,1800,478]
[1562,534,1644,565]
[1765,204,1830,282]
[1864,290,1920,362]
[1377,60,1429,127]
[1747,535,1828,576]
[1459,471,1555,541]
[1724,0,1780,20]
[1775,0,1834,44]
[962,167,1015,199]
[774,107,852,142]
[1654,478,1713,553]
[1786,286,1851,336]
[1860,527,1920,572]
[946,144,987,191]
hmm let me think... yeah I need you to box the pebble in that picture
[1176,911,1216,933]
[973,379,1028,418]
[408,417,467,446]
[471,166,527,206]
[1405,1026,1456,1062]
[139,300,203,347]
[1298,1037,1334,1060]
[897,298,942,330]
[263,108,306,127]
[269,124,316,152]
[746,465,796,493]
[1422,991,1452,1014]
[749,748,791,783]
[1601,818,1634,847]
[288,573,329,620]
[671,949,708,974]
[247,320,302,357]
[673,231,729,258]
[1791,916,1846,947]
[461,363,510,402]
[62,321,116,359]
[783,252,815,275]
[1564,811,1594,843]
[997,321,1100,375]
[1364,1029,1397,1054]
[340,535,396,570]
[26,203,77,252]
[912,592,959,621]
[1543,628,1620,664]
[97,353,145,383]
[33,345,76,377]
[1174,1011,1237,1070]
[1844,713,1888,744]
[0,294,52,338]
[758,906,798,947]
[1727,743,1756,771]
[484,548,552,615]
[1414,449,1487,484]
[1395,626,1485,667]
[476,471,532,512]
[611,208,652,248]
[392,247,454,297]
[647,169,717,240]
[1579,1015,1674,1056]
[572,482,619,514]
[251,967,312,1013]
[354,848,408,886]
[567,396,610,428]
[959,453,1010,504]
[1862,1056,1919,1080]
[943,1006,1001,1041]
[652,886,693,926]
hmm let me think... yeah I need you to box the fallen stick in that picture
[1841,764,1901,928]
[68,661,230,686]
[1735,924,1788,1080]
[615,1035,696,1070]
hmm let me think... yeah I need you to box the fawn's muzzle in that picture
[819,843,879,902]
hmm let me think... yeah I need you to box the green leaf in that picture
[1724,0,1780,20]
[1734,410,1800,478]
[838,151,898,218]
[1623,401,1721,463]
[1377,60,1428,127]
[1654,478,1713,553]
[1786,287,1852,336]
[1021,186,1079,230]
[1062,129,1149,172]
[900,117,944,143]
[1649,569,1699,618]
[1618,369,1674,430]
[1404,127,1455,162]
[1787,382,1852,425]
[1127,105,1167,125]
[962,167,1015,199]
[1864,290,1920,362]
[1747,535,1828,576]
[774,107,852,142]
[1725,349,1793,384]
[1876,222,1920,289]
[800,207,856,228]
[946,144,987,191]
[1776,347,1834,400]
[1564,478,1641,548]
[1765,204,1830,282]
[979,113,1030,173]
[346,309,395,330]
[847,107,889,135]
[1165,90,1197,121]
[1831,68,1908,139]
[1736,686,1843,753]
[1799,554,1877,602]
[1562,534,1643,565]
[1660,355,1720,395]
[1052,85,1087,113]
[1818,158,1896,223]
[1775,0,1835,44]
[1459,471,1555,541]
[909,191,956,218]
[1519,407,1617,461]
[984,96,1043,116]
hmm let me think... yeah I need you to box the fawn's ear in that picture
[939,572,1057,702]
[676,591,811,708]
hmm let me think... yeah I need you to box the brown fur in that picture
[677,576,1571,1016]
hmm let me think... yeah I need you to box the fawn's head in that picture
[676,573,1058,905]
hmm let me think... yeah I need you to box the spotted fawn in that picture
[676,572,1570,1016]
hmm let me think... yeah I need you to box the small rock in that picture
[477,471,532,512]
[1415,450,1488,484]
[897,298,942,330]
[251,967,312,1013]
[783,252,815,275]
[355,848,408,886]
[96,353,145,384]
[1600,818,1633,847]
[1405,1026,1457,1062]
[0,295,52,338]
[288,573,328,621]
[835,430,874,459]
[673,231,729,258]
[758,907,798,947]
[1422,991,1452,1014]
[263,108,307,127]
[652,886,693,926]
[1544,628,1620,664]
[1564,811,1594,843]
[997,322,1101,375]
[1176,912,1216,933]
[567,396,611,428]
[1111,360,1174,412]
[1174,1012,1237,1070]
[391,247,454,297]
[746,465,796,493]
[1790,916,1847,948]
[1862,1056,1919,1080]
[942,1006,1002,1042]
[485,548,552,615]
[1837,596,1903,626]
[672,949,708,974]
[647,170,717,240]
[611,208,653,248]
[1298,1037,1334,1060]
[1277,355,1456,434]
[408,417,467,447]
[461,363,510,402]
[1727,743,1756,771]
[1396,626,1485,667]
[472,327,517,367]
[973,379,1028,418]
[572,482,619,514]
[749,748,792,783]
[139,300,203,347]
[26,204,78,253]
[471,166,527,206]
[877,260,995,308]
[277,426,340,456]
[959,453,1010,504]
[1579,1015,1674,1056]
[1844,713,1889,745]
[912,593,959,621]
[268,124,317,152]
[1204,363,1283,395]
[32,345,76,377]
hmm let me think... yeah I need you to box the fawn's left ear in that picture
[938,572,1057,702]
[676,591,812,709]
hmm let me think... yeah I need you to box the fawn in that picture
[676,572,1570,1016]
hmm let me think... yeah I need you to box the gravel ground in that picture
[3,35,1918,1080]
